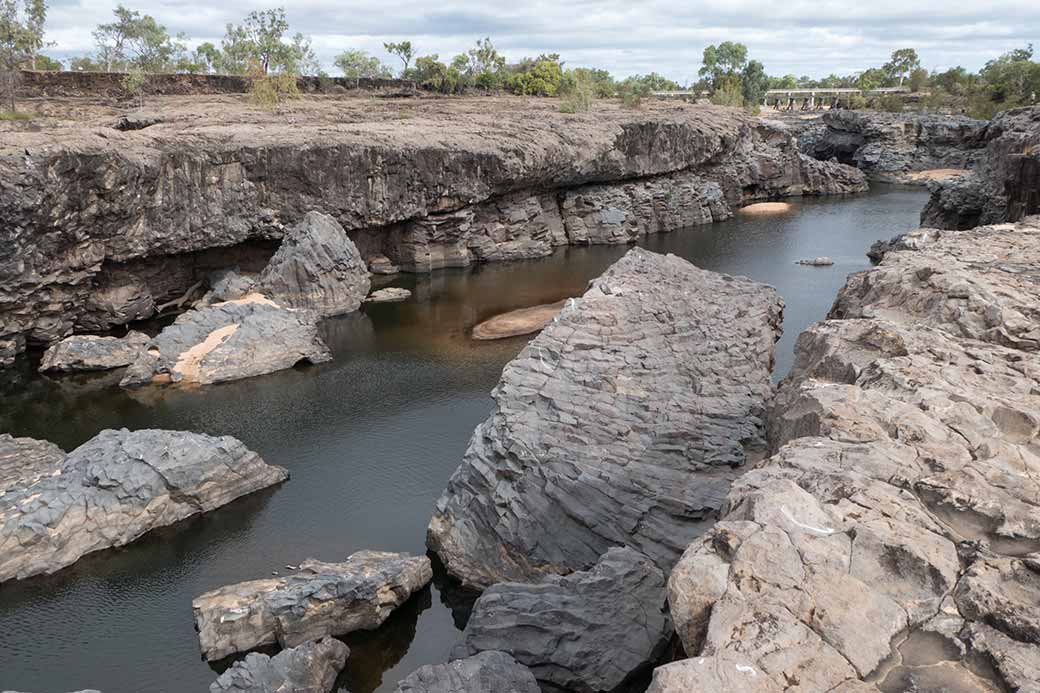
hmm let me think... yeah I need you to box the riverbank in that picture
[0,95,864,366]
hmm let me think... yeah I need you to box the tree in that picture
[412,54,461,93]
[29,52,58,69]
[741,59,768,106]
[383,40,413,75]
[220,8,312,75]
[0,0,47,111]
[769,74,798,89]
[508,54,563,96]
[908,67,929,92]
[92,5,186,72]
[699,41,748,90]
[978,45,1040,107]
[882,48,920,86]
[855,67,887,91]
[463,37,505,90]
[334,49,391,81]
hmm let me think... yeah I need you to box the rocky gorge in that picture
[0,96,864,367]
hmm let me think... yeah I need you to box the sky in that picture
[42,0,1040,82]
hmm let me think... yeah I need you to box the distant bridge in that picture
[764,87,910,110]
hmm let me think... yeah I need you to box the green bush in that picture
[559,71,594,113]
[710,80,744,108]
[873,95,904,113]
[121,68,147,108]
[250,71,300,110]
[0,109,32,121]
[616,79,651,109]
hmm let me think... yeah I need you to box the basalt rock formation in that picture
[394,651,540,693]
[456,547,672,692]
[0,428,287,582]
[428,248,783,589]
[38,331,149,373]
[655,216,1040,692]
[209,637,349,693]
[922,106,1040,229]
[798,110,987,182]
[0,98,861,364]
[257,211,370,317]
[119,296,332,387]
[193,550,432,661]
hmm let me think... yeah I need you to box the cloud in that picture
[41,0,1040,81]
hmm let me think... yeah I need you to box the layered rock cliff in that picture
[922,106,1040,228]
[0,96,863,364]
[798,109,987,182]
[655,216,1040,692]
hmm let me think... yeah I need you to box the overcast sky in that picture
[43,0,1040,81]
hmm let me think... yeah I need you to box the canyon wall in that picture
[0,99,864,364]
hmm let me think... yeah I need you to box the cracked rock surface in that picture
[38,330,150,373]
[193,550,432,661]
[209,637,349,693]
[456,547,672,693]
[428,247,783,589]
[394,651,539,693]
[656,216,1040,692]
[0,428,287,583]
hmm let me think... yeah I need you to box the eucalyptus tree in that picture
[0,0,47,111]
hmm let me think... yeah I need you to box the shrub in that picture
[250,71,300,110]
[121,68,147,108]
[0,109,31,121]
[617,79,651,109]
[710,80,744,108]
[559,70,594,113]
[873,95,904,113]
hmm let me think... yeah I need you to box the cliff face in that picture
[922,106,1040,229]
[0,96,864,363]
[799,109,988,182]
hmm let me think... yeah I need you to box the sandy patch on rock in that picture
[739,202,792,215]
[473,300,569,340]
[173,323,239,383]
[216,292,278,307]
[906,168,970,182]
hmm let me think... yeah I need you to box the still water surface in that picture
[0,186,927,693]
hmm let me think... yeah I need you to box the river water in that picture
[0,185,927,693]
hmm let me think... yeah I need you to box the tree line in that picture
[2,1,1038,118]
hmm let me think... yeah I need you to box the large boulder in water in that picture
[193,550,432,661]
[119,296,331,387]
[39,331,150,373]
[0,429,288,582]
[427,247,783,588]
[394,651,539,693]
[209,637,349,693]
[258,211,371,317]
[456,547,672,692]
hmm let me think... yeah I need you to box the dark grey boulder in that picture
[427,248,783,588]
[209,637,349,693]
[38,331,150,373]
[456,547,672,693]
[258,211,371,317]
[0,429,288,582]
[119,298,331,387]
[193,550,433,660]
[394,651,539,693]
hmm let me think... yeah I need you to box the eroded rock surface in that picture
[257,212,370,317]
[799,110,987,182]
[193,550,432,660]
[457,547,672,692]
[210,637,349,693]
[394,651,539,693]
[0,98,861,363]
[659,217,1040,692]
[120,298,331,387]
[428,248,783,588]
[0,429,287,582]
[471,300,567,340]
[38,331,149,373]
[922,106,1040,228]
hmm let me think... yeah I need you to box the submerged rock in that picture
[209,637,349,693]
[659,217,1040,691]
[38,331,150,373]
[428,248,782,588]
[257,212,371,317]
[365,287,412,303]
[471,300,567,340]
[795,256,833,266]
[193,550,432,661]
[0,429,287,582]
[457,547,672,692]
[394,651,539,693]
[119,297,331,387]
